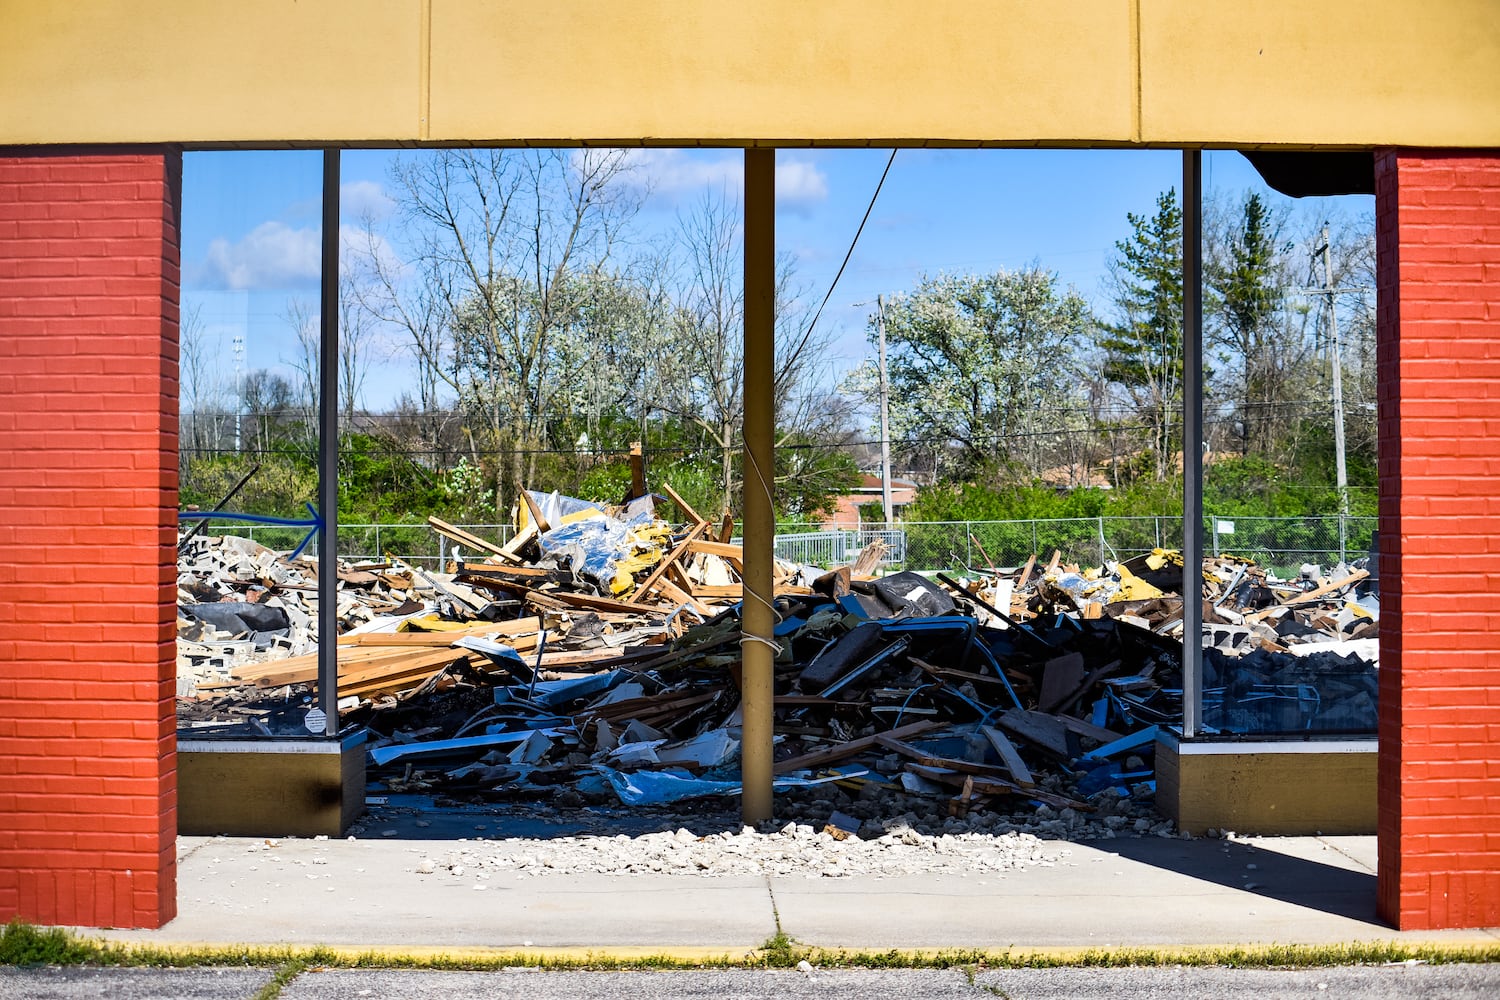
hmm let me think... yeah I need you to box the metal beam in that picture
[317,148,341,737]
[1181,149,1203,739]
[740,148,776,823]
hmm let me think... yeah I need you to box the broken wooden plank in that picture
[519,490,553,534]
[772,720,941,775]
[661,482,707,527]
[1038,651,1088,713]
[980,725,1036,788]
[996,708,1071,757]
[626,441,647,502]
[1247,569,1370,622]
[1016,552,1038,588]
[686,538,743,561]
[1052,658,1123,717]
[1053,713,1125,745]
[903,763,1092,812]
[653,574,716,617]
[874,736,1020,782]
[426,516,507,558]
[492,523,539,565]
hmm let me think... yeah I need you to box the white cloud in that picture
[610,149,830,213]
[616,148,742,202]
[191,219,407,291]
[339,223,404,282]
[197,221,321,290]
[775,158,829,214]
[341,179,396,222]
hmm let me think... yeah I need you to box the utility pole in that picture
[1319,223,1350,563]
[876,295,893,532]
[231,332,244,452]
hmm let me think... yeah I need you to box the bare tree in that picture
[653,191,838,514]
[178,303,229,458]
[283,296,319,450]
[349,216,451,450]
[354,148,641,510]
[337,276,370,427]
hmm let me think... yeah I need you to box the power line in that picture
[802,150,897,339]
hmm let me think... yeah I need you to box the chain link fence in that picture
[202,515,1374,578]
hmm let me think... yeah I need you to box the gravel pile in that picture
[411,822,1067,880]
[387,784,1181,882]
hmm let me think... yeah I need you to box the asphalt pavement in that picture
[6,964,1500,999]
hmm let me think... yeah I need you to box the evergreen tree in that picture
[1099,189,1183,482]
[1209,192,1283,456]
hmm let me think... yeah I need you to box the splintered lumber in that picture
[1247,569,1370,623]
[874,735,1020,782]
[903,763,1091,812]
[574,689,719,727]
[628,520,710,604]
[691,584,744,600]
[426,516,506,557]
[687,537,745,575]
[533,589,674,617]
[717,511,735,544]
[968,532,998,571]
[233,646,484,700]
[494,523,539,564]
[996,708,1071,757]
[626,442,647,501]
[653,575,715,617]
[980,725,1035,788]
[1038,652,1088,713]
[661,482,707,527]
[519,489,554,534]
[772,720,941,775]
[849,538,887,578]
[1016,552,1038,588]
[686,538,743,560]
[1051,658,1123,717]
[1053,713,1124,745]
[456,561,558,585]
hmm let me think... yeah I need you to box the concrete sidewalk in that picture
[85,832,1499,956]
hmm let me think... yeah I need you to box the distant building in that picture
[821,474,918,529]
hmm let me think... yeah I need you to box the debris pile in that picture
[178,485,1379,835]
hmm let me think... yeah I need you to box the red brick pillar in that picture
[0,149,180,929]
[1376,149,1500,930]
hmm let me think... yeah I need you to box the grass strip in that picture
[250,958,310,1000]
[5,920,1500,972]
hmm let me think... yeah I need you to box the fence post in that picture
[1210,514,1219,557]
[964,521,972,569]
[1338,512,1348,567]
[1031,519,1039,557]
[1097,516,1106,565]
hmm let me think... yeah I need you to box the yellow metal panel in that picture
[0,0,422,144]
[1140,0,1500,147]
[427,0,1134,144]
[1,1,1498,147]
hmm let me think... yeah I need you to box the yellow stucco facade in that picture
[2,0,1497,148]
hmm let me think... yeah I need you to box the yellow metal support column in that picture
[741,148,776,824]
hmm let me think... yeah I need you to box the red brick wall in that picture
[1376,149,1500,930]
[0,149,180,929]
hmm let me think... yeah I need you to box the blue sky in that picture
[180,147,1370,410]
